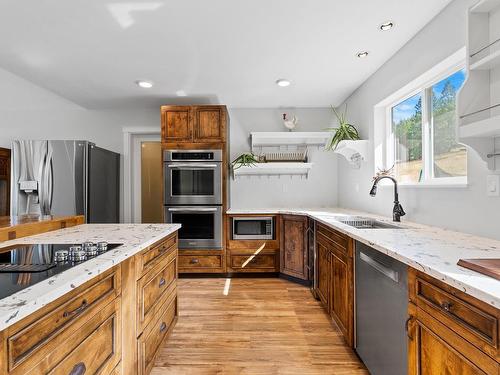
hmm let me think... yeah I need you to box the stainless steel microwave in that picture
[232,216,274,240]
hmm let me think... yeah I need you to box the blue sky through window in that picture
[392,69,466,124]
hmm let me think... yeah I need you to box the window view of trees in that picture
[391,69,466,183]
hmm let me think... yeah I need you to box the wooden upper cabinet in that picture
[161,105,227,144]
[0,147,11,216]
[194,106,226,143]
[161,106,193,143]
[280,215,308,280]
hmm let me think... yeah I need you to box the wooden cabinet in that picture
[408,269,500,374]
[316,241,330,308]
[0,231,179,375]
[1,267,121,375]
[280,215,309,280]
[315,224,354,347]
[226,214,280,273]
[0,148,10,217]
[161,105,227,145]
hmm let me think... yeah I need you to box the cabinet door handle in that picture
[160,322,167,332]
[63,299,88,318]
[405,316,414,341]
[159,277,166,287]
[190,258,199,264]
[69,362,86,375]
[441,301,452,312]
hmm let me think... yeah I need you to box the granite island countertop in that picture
[0,223,181,330]
[228,208,500,309]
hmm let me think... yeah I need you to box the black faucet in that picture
[369,176,406,222]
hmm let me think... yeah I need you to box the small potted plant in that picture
[231,152,260,174]
[325,104,360,151]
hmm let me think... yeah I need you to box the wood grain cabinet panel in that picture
[315,227,354,347]
[280,215,308,280]
[7,268,120,373]
[44,300,121,375]
[137,254,177,334]
[161,107,192,143]
[230,254,277,271]
[316,241,330,308]
[194,107,225,143]
[408,302,499,375]
[138,296,177,375]
[330,253,350,338]
[0,147,11,217]
[136,233,177,279]
[178,254,222,270]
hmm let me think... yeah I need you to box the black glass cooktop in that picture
[0,243,122,300]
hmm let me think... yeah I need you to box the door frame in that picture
[123,127,160,223]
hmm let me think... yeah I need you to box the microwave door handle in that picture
[167,164,218,168]
[167,207,218,212]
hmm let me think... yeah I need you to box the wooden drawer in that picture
[7,268,121,373]
[409,303,499,375]
[178,254,222,269]
[410,269,499,360]
[317,223,348,250]
[138,296,178,375]
[230,254,277,272]
[316,230,350,258]
[45,299,121,375]
[137,251,177,334]
[136,233,177,278]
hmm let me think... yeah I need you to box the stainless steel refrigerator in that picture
[11,140,120,223]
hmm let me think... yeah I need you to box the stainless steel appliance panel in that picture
[232,216,274,240]
[164,206,222,249]
[355,241,408,375]
[163,150,222,206]
[88,144,120,223]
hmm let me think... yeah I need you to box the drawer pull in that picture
[190,258,199,264]
[160,322,167,332]
[441,301,453,312]
[159,245,168,253]
[69,362,86,375]
[63,299,88,318]
[405,316,414,340]
[159,277,166,287]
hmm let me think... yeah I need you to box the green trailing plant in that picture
[231,152,259,170]
[325,104,360,150]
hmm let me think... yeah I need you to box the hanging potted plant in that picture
[325,104,360,150]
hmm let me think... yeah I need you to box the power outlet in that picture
[487,175,499,197]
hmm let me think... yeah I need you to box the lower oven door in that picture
[164,206,223,250]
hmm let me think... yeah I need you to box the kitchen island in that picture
[0,223,180,375]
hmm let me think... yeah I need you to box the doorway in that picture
[141,141,162,223]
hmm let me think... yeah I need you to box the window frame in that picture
[384,62,467,187]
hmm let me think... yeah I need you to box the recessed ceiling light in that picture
[380,21,394,31]
[276,79,291,87]
[357,51,369,58]
[135,80,153,88]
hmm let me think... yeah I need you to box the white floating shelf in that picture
[459,115,500,138]
[233,162,313,178]
[470,0,500,13]
[470,49,500,70]
[251,132,331,148]
[332,140,369,168]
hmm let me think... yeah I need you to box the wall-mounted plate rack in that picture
[232,162,313,179]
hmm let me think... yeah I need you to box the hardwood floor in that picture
[152,278,368,375]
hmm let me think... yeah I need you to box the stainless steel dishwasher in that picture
[355,241,408,375]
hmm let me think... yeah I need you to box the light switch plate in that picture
[487,175,499,197]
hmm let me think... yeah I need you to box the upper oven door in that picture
[164,162,222,205]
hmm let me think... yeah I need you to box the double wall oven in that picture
[163,150,223,250]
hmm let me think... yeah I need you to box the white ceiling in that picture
[0,0,452,109]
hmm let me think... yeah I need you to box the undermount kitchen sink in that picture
[333,216,404,229]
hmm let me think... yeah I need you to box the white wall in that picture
[228,108,338,208]
[338,0,500,240]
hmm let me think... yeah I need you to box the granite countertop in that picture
[228,208,500,309]
[0,223,181,331]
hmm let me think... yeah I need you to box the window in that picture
[388,69,467,185]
